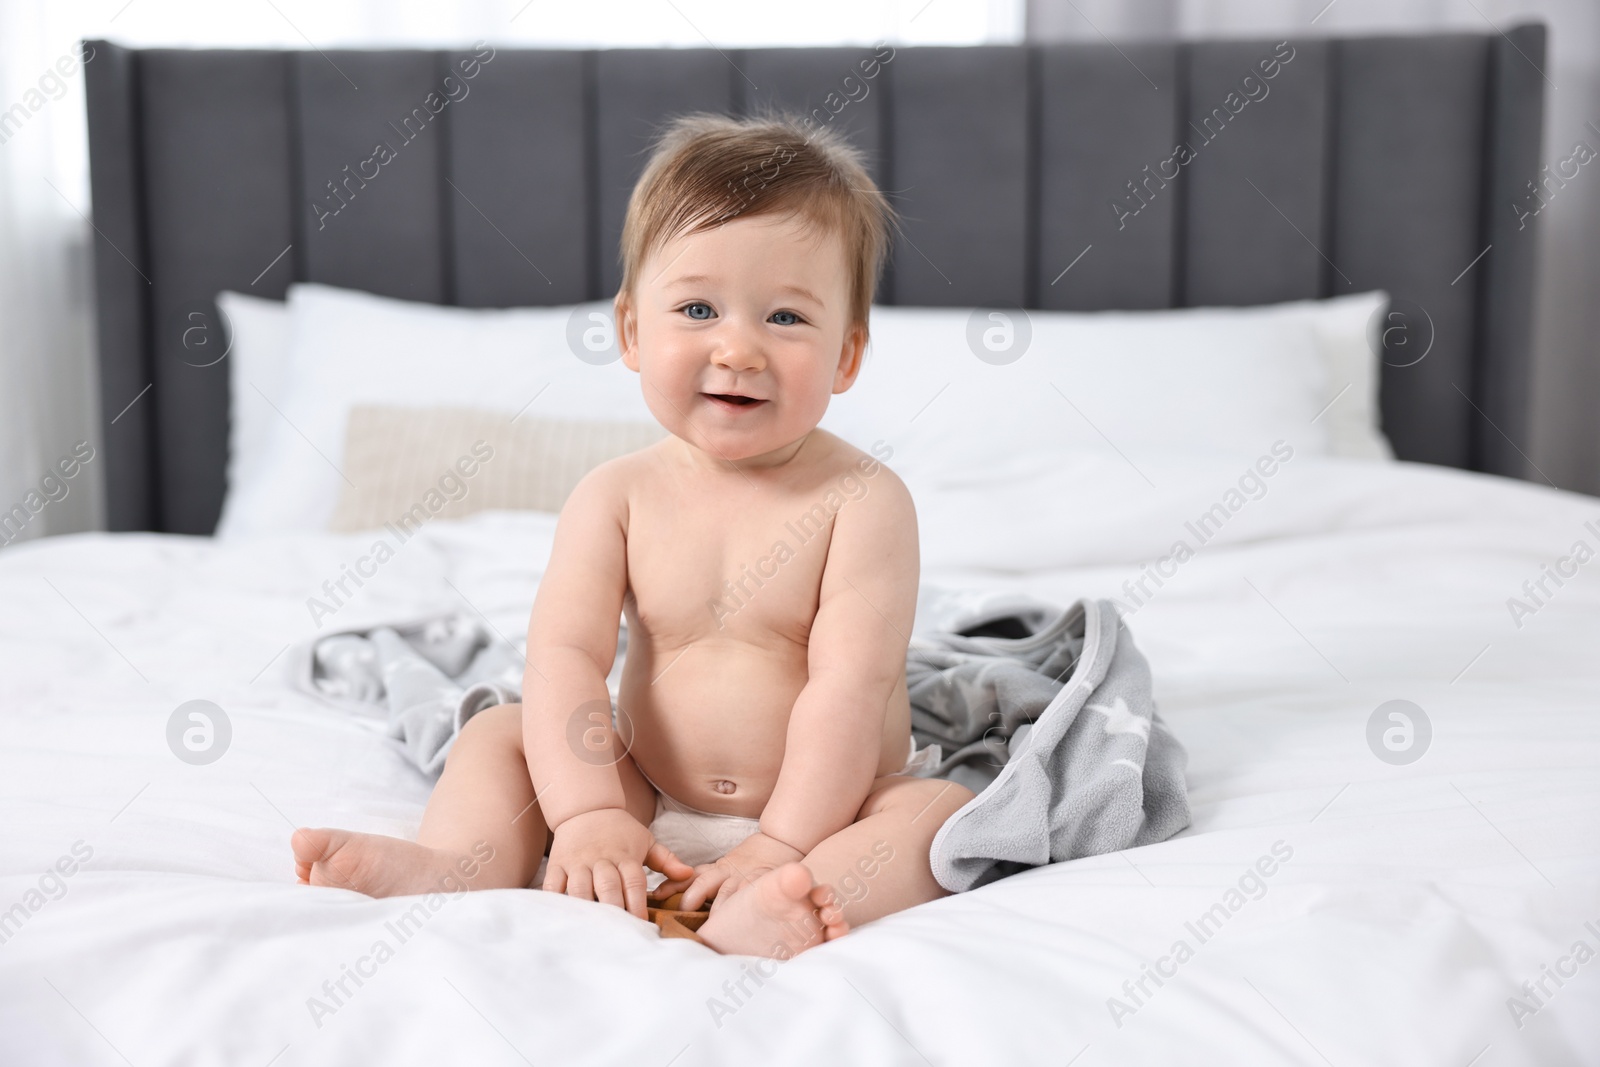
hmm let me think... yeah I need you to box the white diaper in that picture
[534,737,944,893]
[646,793,764,868]
[639,736,944,891]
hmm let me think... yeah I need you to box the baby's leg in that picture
[295,702,659,897]
[414,702,549,883]
[800,775,976,929]
[293,703,540,895]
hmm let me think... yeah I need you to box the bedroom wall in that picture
[1025,0,1600,495]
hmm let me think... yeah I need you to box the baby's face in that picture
[617,213,865,468]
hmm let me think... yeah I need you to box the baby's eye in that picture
[682,302,714,321]
[770,310,802,326]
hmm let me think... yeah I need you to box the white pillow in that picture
[820,302,1323,487]
[215,283,650,539]
[214,284,1393,537]
[1295,290,1393,460]
[215,291,291,537]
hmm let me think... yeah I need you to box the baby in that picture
[291,112,975,958]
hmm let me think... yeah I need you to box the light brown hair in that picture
[616,112,895,329]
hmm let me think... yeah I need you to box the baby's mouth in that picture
[702,392,766,408]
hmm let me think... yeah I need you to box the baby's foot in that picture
[291,827,466,898]
[695,862,849,957]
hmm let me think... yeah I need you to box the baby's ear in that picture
[615,295,640,372]
[832,323,868,394]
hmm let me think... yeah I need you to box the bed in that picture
[3,23,1596,1067]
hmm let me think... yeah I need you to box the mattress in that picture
[1,457,1596,1065]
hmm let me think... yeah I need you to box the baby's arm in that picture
[521,463,690,913]
[757,465,919,854]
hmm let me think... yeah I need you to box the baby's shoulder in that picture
[811,428,902,480]
[807,431,915,525]
[559,443,657,521]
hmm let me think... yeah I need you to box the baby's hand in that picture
[544,808,694,919]
[676,832,807,913]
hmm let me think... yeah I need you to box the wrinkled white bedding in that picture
[1,457,1597,1066]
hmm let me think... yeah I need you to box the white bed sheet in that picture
[1,458,1597,1066]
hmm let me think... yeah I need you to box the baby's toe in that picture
[292,829,327,884]
[772,862,815,902]
[809,885,850,940]
[291,827,332,866]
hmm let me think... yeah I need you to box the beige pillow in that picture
[329,405,667,533]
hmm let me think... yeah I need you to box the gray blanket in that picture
[289,613,623,776]
[908,595,1191,892]
[292,590,1189,891]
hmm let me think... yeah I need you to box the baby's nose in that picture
[710,332,765,371]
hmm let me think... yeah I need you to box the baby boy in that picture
[292,112,975,957]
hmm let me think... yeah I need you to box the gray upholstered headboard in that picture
[83,27,1547,535]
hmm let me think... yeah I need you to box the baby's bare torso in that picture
[613,430,912,818]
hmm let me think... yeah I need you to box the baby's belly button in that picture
[654,767,776,816]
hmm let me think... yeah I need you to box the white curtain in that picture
[0,0,1023,542]
[0,3,101,542]
[1027,0,1600,495]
